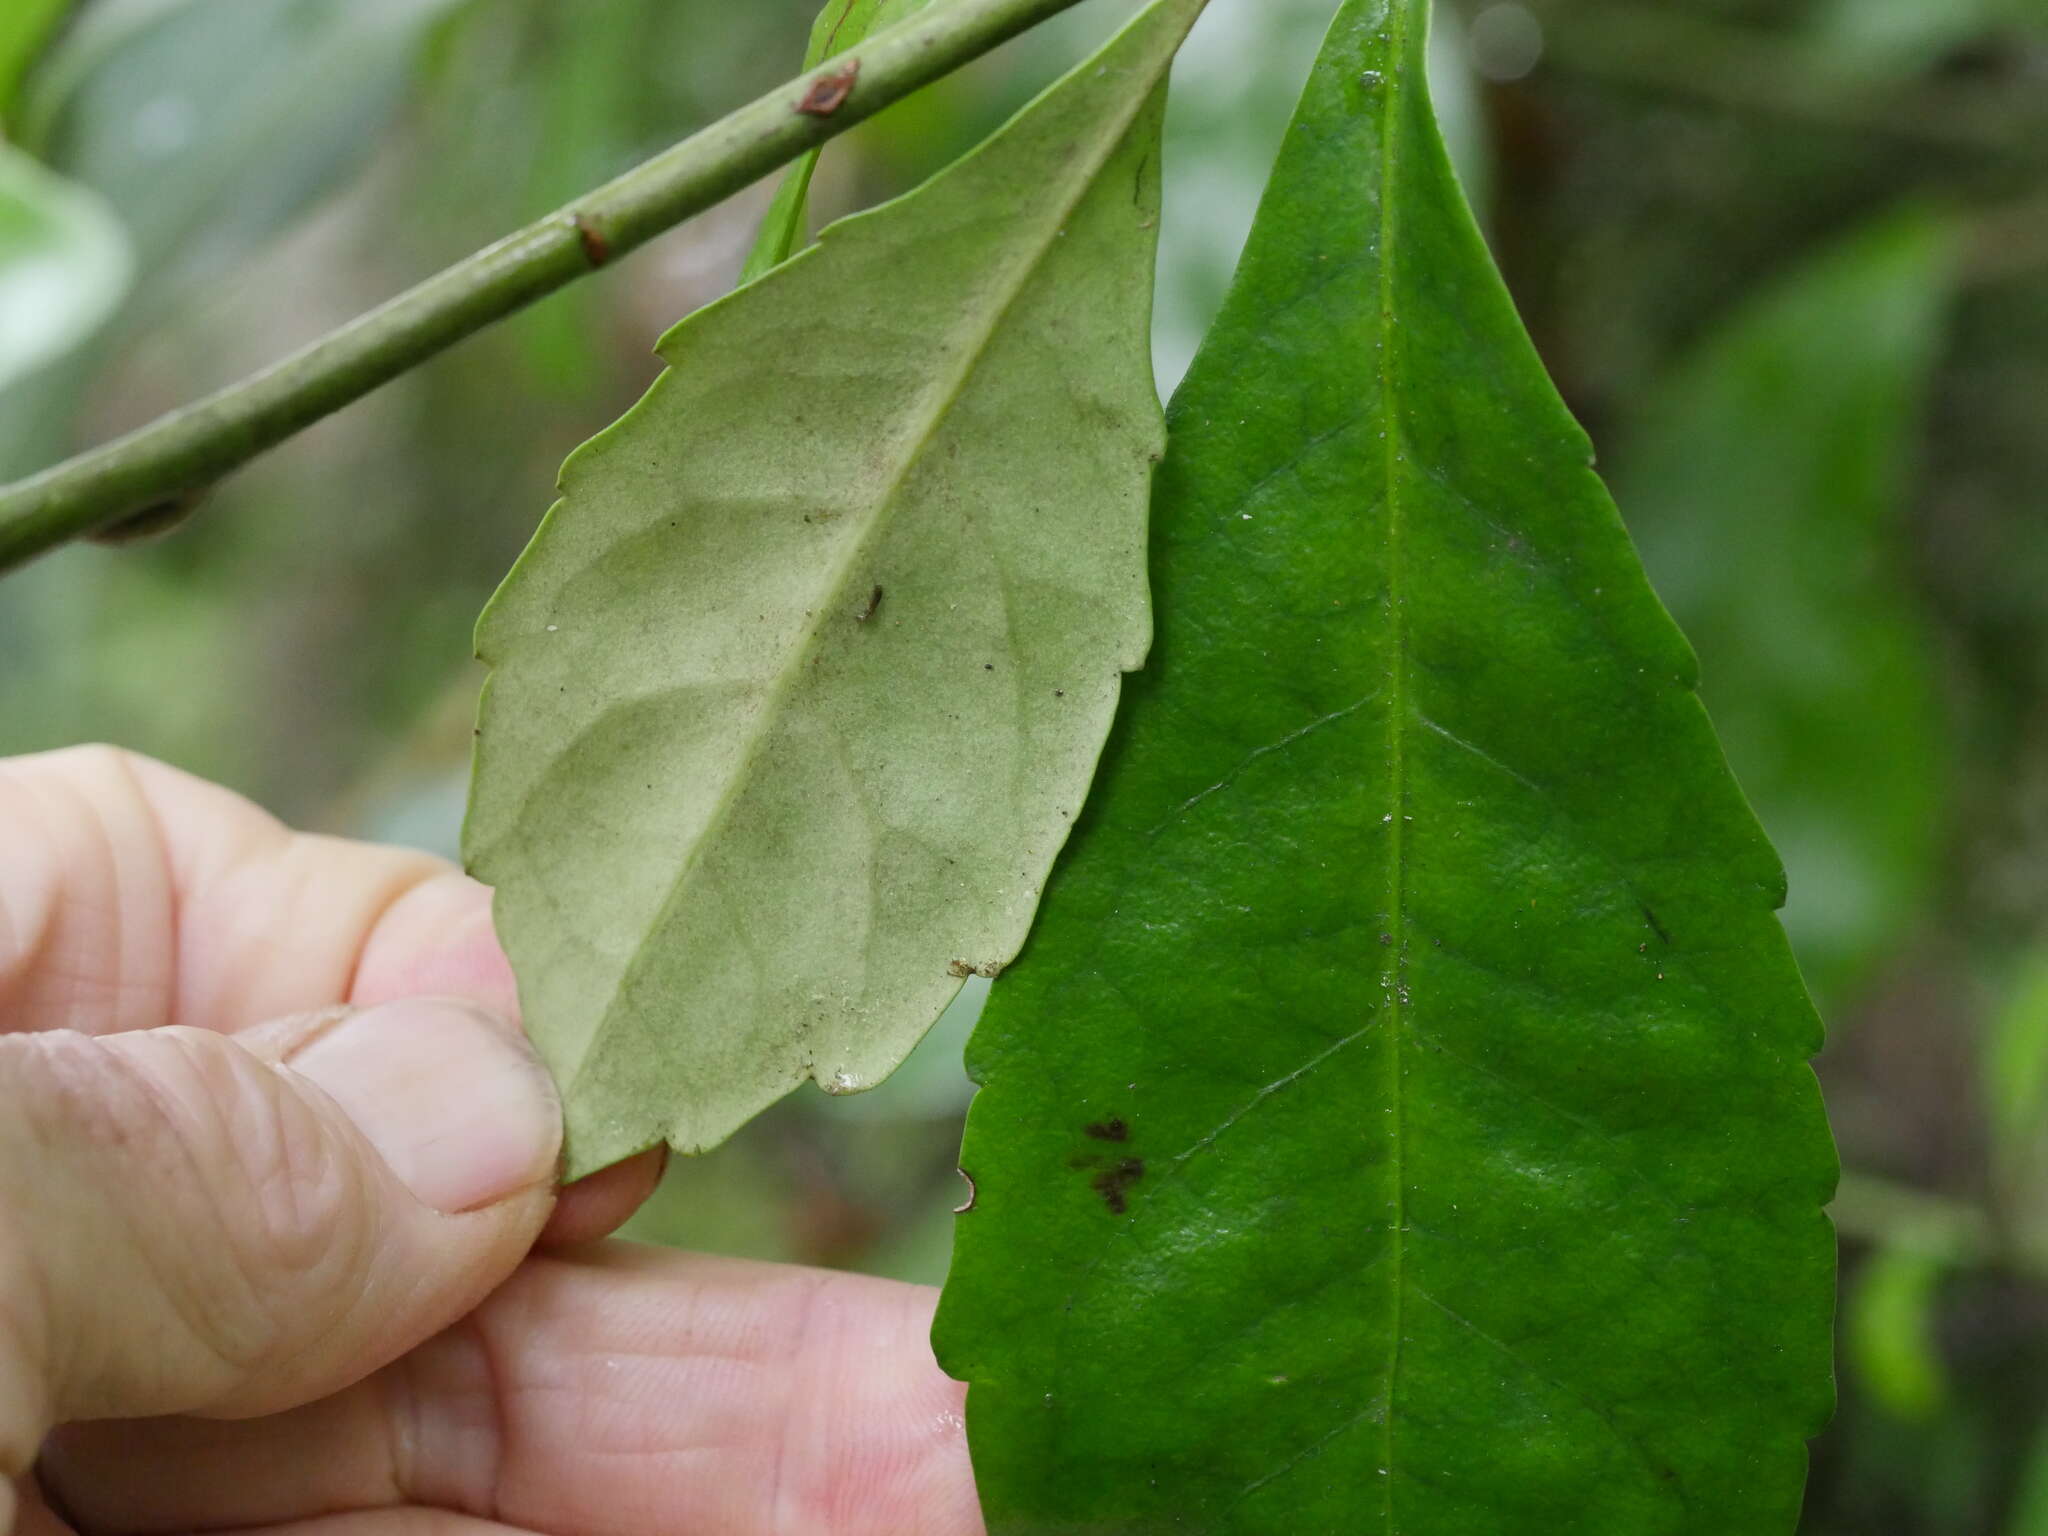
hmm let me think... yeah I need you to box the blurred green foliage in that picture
[2,0,2047,1529]
[1615,209,1954,1010]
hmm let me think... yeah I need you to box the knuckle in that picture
[1,1028,376,1390]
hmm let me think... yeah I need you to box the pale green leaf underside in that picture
[467,0,1205,1177]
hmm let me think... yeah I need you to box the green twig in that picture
[0,0,1092,573]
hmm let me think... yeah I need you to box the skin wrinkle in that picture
[14,1030,323,1416]
[769,1268,832,1535]
[0,805,42,1006]
[0,1192,50,1484]
[103,748,179,1039]
[16,749,174,1036]
[418,1317,513,1522]
[0,770,101,1032]
[118,752,443,1032]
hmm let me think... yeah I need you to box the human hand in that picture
[2,747,981,1536]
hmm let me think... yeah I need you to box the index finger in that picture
[0,745,510,1037]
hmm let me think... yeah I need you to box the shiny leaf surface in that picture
[935,1,1836,1529]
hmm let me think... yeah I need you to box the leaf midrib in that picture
[563,68,1170,1114]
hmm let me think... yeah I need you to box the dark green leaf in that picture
[934,1,1836,1531]
[739,0,937,284]
[1614,211,1955,1008]
[467,0,1207,1178]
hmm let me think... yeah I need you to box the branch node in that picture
[799,60,862,117]
[571,213,611,269]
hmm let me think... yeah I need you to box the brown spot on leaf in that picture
[856,584,884,623]
[1090,1157,1144,1214]
[798,60,861,117]
[1085,1117,1129,1143]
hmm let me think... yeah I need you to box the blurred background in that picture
[1,0,2045,1527]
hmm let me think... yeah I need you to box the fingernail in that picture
[287,998,561,1214]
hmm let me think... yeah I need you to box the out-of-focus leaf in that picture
[2012,1420,2048,1536]
[1614,210,1956,1008]
[1987,952,2048,1147]
[0,143,131,392]
[467,0,1207,1178]
[19,0,466,291]
[499,0,650,397]
[934,1,1835,1531]
[1985,951,2048,1210]
[0,0,68,120]
[1847,1242,1949,1422]
[738,0,936,283]
[1808,0,1998,71]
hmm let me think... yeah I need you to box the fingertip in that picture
[541,1146,669,1246]
[350,873,518,1019]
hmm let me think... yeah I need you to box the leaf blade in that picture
[468,0,1207,1177]
[934,1,1836,1531]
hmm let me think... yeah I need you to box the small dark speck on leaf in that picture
[1085,1117,1129,1142]
[798,60,860,116]
[984,663,995,671]
[856,585,884,623]
[1641,903,1674,945]
[1055,689,1066,697]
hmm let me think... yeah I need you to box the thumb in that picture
[0,998,560,1470]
